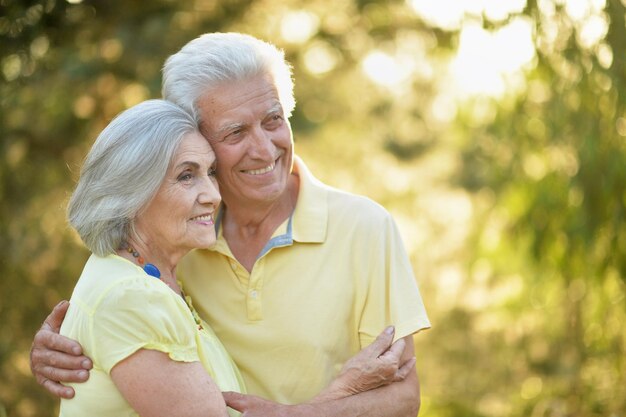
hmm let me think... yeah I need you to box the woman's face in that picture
[134,131,221,256]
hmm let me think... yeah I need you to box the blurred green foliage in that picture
[1,0,625,416]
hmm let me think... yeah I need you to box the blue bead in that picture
[144,263,161,278]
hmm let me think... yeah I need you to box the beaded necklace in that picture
[120,242,161,278]
[119,242,203,330]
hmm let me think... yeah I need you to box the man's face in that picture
[196,75,294,208]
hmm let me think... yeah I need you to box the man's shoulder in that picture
[323,184,392,224]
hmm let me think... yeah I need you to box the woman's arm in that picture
[111,349,228,417]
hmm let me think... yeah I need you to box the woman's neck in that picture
[117,239,181,293]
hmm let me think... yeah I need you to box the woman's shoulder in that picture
[72,254,171,311]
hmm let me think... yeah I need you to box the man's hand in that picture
[224,392,308,417]
[30,300,93,398]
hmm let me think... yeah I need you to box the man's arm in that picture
[30,300,92,398]
[307,336,420,417]
[225,335,421,417]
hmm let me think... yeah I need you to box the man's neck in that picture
[221,174,300,272]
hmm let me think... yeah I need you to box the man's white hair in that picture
[162,32,295,122]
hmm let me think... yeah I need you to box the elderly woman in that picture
[59,99,412,417]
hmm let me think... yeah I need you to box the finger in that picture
[364,326,395,358]
[33,329,85,356]
[41,379,76,399]
[394,357,416,382]
[38,365,90,384]
[32,345,92,371]
[380,337,406,362]
[223,391,249,411]
[42,300,70,332]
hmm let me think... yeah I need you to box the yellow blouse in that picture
[59,254,245,417]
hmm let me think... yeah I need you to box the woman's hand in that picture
[30,300,93,398]
[312,326,416,402]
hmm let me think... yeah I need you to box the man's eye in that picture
[266,115,283,129]
[224,130,244,143]
[228,129,243,138]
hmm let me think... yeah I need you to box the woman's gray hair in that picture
[68,99,198,256]
[162,32,295,121]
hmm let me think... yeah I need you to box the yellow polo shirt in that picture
[178,156,430,404]
[59,254,244,417]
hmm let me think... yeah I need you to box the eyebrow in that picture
[215,122,246,137]
[266,103,283,115]
[214,102,284,137]
[175,161,200,170]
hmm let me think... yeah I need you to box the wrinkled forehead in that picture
[195,75,282,134]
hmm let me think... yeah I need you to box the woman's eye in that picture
[178,173,193,181]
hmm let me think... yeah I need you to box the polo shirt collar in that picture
[212,155,328,254]
[290,155,328,243]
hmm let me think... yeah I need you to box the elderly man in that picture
[31,32,430,416]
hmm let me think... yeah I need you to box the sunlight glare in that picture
[483,0,526,21]
[407,0,465,30]
[121,83,149,107]
[362,51,412,88]
[564,0,606,21]
[408,0,528,29]
[451,24,504,96]
[303,41,341,75]
[280,11,319,44]
[450,18,535,97]
[577,13,608,48]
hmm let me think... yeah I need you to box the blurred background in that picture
[1,0,625,416]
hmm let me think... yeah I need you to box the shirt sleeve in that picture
[358,211,431,347]
[90,275,200,374]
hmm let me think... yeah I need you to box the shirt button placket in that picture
[247,262,263,321]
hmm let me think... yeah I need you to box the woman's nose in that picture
[198,176,221,206]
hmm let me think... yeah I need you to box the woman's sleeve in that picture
[90,276,200,374]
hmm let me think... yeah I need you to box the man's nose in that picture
[248,125,275,159]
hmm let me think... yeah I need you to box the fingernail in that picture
[81,359,91,368]
[72,346,82,355]
[64,388,73,397]
[385,325,395,335]
[78,370,88,379]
